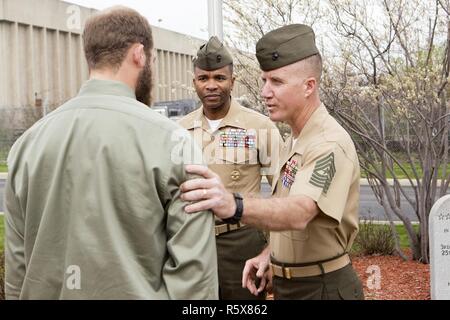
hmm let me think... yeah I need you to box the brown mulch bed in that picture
[352,250,430,300]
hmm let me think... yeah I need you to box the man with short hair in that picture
[180,24,364,300]
[178,36,281,300]
[5,6,218,300]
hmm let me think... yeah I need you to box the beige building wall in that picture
[152,28,203,102]
[0,0,249,111]
[1,0,97,109]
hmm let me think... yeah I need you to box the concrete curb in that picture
[359,219,419,225]
[358,178,446,187]
[359,178,414,187]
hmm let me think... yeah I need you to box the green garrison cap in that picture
[194,36,233,71]
[256,24,319,71]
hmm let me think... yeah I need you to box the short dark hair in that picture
[83,6,153,71]
[305,54,322,82]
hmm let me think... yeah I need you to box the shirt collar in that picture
[78,79,137,100]
[219,99,246,129]
[291,104,329,155]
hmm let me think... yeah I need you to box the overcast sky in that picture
[63,0,209,39]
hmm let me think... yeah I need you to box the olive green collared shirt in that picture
[5,79,218,300]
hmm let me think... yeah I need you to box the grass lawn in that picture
[351,221,420,256]
[0,147,7,172]
[362,161,450,179]
[0,215,4,253]
[395,223,420,248]
[391,163,450,179]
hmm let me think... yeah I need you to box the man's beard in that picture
[135,60,153,106]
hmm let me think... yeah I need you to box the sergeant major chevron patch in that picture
[309,152,335,194]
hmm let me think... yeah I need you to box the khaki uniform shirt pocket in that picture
[213,147,261,194]
[282,229,309,242]
[271,229,310,263]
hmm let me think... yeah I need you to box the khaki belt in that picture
[270,254,351,279]
[215,222,244,236]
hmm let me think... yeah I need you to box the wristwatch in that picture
[222,193,243,225]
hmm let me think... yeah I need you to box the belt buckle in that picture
[215,225,225,236]
[282,267,292,279]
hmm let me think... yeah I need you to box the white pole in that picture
[207,0,223,41]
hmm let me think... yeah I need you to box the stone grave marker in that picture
[429,195,450,300]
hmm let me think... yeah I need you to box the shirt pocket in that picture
[213,147,260,192]
[281,229,309,242]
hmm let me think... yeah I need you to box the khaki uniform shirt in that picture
[5,79,218,299]
[179,100,280,205]
[270,105,360,264]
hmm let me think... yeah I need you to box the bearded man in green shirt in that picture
[4,6,218,300]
